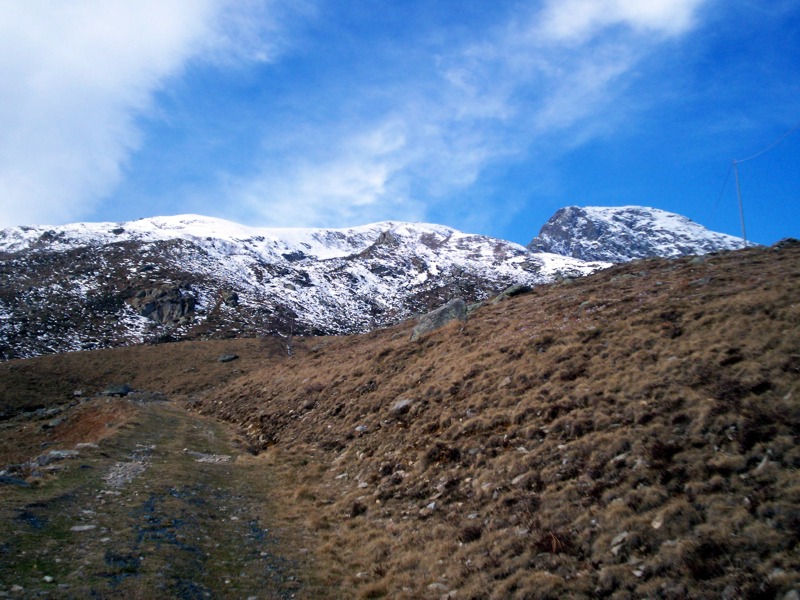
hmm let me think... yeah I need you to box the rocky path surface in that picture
[0,400,310,599]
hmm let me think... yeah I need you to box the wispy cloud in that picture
[0,0,302,227]
[234,120,423,227]
[234,0,712,230]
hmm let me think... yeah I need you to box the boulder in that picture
[391,398,413,416]
[491,283,532,304]
[411,298,467,341]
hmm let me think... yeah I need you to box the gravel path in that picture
[0,402,310,599]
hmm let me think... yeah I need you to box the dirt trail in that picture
[0,399,316,599]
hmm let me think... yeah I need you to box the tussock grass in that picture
[198,243,800,598]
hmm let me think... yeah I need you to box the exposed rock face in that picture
[411,298,467,341]
[528,206,746,263]
[127,286,196,325]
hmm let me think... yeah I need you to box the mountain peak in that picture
[528,205,746,263]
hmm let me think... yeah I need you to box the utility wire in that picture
[734,119,800,164]
[707,160,733,226]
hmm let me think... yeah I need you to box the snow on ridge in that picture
[0,214,466,260]
[581,206,742,243]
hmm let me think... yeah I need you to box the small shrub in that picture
[350,501,367,517]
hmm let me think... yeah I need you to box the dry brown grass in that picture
[196,243,800,598]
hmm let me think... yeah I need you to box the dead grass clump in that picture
[458,524,483,544]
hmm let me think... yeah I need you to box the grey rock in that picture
[36,449,79,466]
[102,383,133,397]
[42,417,64,429]
[391,398,413,415]
[0,475,29,487]
[689,277,712,287]
[375,230,400,247]
[127,285,195,325]
[221,290,239,307]
[492,283,532,303]
[217,353,239,363]
[411,297,467,341]
[467,301,484,315]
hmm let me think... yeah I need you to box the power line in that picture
[707,160,733,225]
[728,119,800,247]
[734,119,800,164]
[732,160,748,248]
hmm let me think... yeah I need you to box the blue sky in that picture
[1,0,798,246]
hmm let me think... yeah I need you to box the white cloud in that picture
[0,0,294,227]
[537,0,707,41]
[234,120,424,227]
[0,0,712,231]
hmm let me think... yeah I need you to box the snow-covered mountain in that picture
[528,206,746,262]
[0,215,607,359]
[0,207,748,359]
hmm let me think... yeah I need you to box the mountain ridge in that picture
[0,206,744,359]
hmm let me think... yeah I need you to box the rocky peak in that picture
[528,206,746,263]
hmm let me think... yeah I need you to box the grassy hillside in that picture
[197,242,800,598]
[2,241,799,598]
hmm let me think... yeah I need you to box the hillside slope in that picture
[196,240,800,598]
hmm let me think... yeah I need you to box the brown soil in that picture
[2,241,799,598]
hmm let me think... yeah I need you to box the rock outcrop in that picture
[411,298,467,341]
[127,285,196,325]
